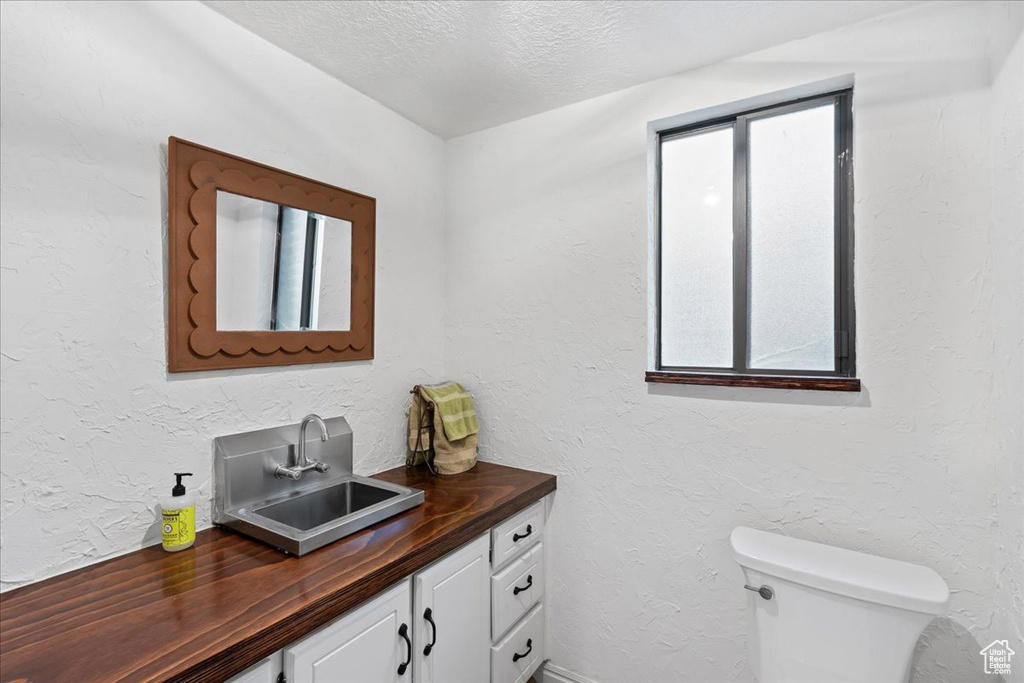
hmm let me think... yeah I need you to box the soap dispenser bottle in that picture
[161,472,195,552]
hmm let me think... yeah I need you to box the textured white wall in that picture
[445,3,1017,682]
[989,2,1024,674]
[0,1,446,589]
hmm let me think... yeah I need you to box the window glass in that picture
[747,104,835,371]
[659,127,734,368]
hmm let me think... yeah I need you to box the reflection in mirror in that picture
[216,190,352,332]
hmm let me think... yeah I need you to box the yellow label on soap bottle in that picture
[162,505,195,548]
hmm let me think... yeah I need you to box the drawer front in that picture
[491,543,544,640]
[491,500,544,570]
[491,603,545,683]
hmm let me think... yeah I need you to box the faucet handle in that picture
[275,465,303,481]
[313,461,330,473]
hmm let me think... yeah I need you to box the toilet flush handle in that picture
[744,584,774,601]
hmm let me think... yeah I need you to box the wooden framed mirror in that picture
[167,138,375,372]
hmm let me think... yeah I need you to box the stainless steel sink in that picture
[254,480,401,531]
[214,417,424,555]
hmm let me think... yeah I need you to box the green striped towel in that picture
[421,382,479,441]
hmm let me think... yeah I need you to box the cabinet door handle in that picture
[397,623,411,675]
[423,607,437,656]
[512,638,533,663]
[512,524,533,542]
[512,575,533,596]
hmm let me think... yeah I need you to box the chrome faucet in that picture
[275,414,331,480]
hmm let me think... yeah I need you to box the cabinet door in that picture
[413,535,491,683]
[285,580,412,683]
[226,652,282,683]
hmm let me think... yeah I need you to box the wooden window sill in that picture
[645,371,861,392]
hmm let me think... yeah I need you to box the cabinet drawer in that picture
[491,603,544,683]
[491,500,544,570]
[491,542,544,640]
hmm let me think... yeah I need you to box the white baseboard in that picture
[536,660,600,683]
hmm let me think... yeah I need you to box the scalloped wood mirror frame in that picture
[167,138,375,372]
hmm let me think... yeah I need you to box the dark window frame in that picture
[648,89,858,391]
[271,207,323,332]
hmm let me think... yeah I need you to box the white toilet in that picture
[731,527,949,683]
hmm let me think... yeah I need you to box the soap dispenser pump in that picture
[161,472,195,552]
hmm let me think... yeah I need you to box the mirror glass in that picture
[216,190,352,331]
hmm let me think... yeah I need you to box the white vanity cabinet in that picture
[281,537,492,683]
[285,580,413,683]
[227,654,283,683]
[488,501,546,683]
[413,535,491,683]
[227,498,549,683]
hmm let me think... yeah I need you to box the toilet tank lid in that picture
[730,527,949,615]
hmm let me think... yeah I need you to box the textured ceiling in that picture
[204,0,919,138]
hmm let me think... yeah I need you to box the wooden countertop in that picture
[0,462,556,683]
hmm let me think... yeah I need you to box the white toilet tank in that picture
[731,527,949,683]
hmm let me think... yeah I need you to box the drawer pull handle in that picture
[423,607,437,656]
[512,638,533,663]
[513,525,533,542]
[512,575,533,596]
[397,623,411,675]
